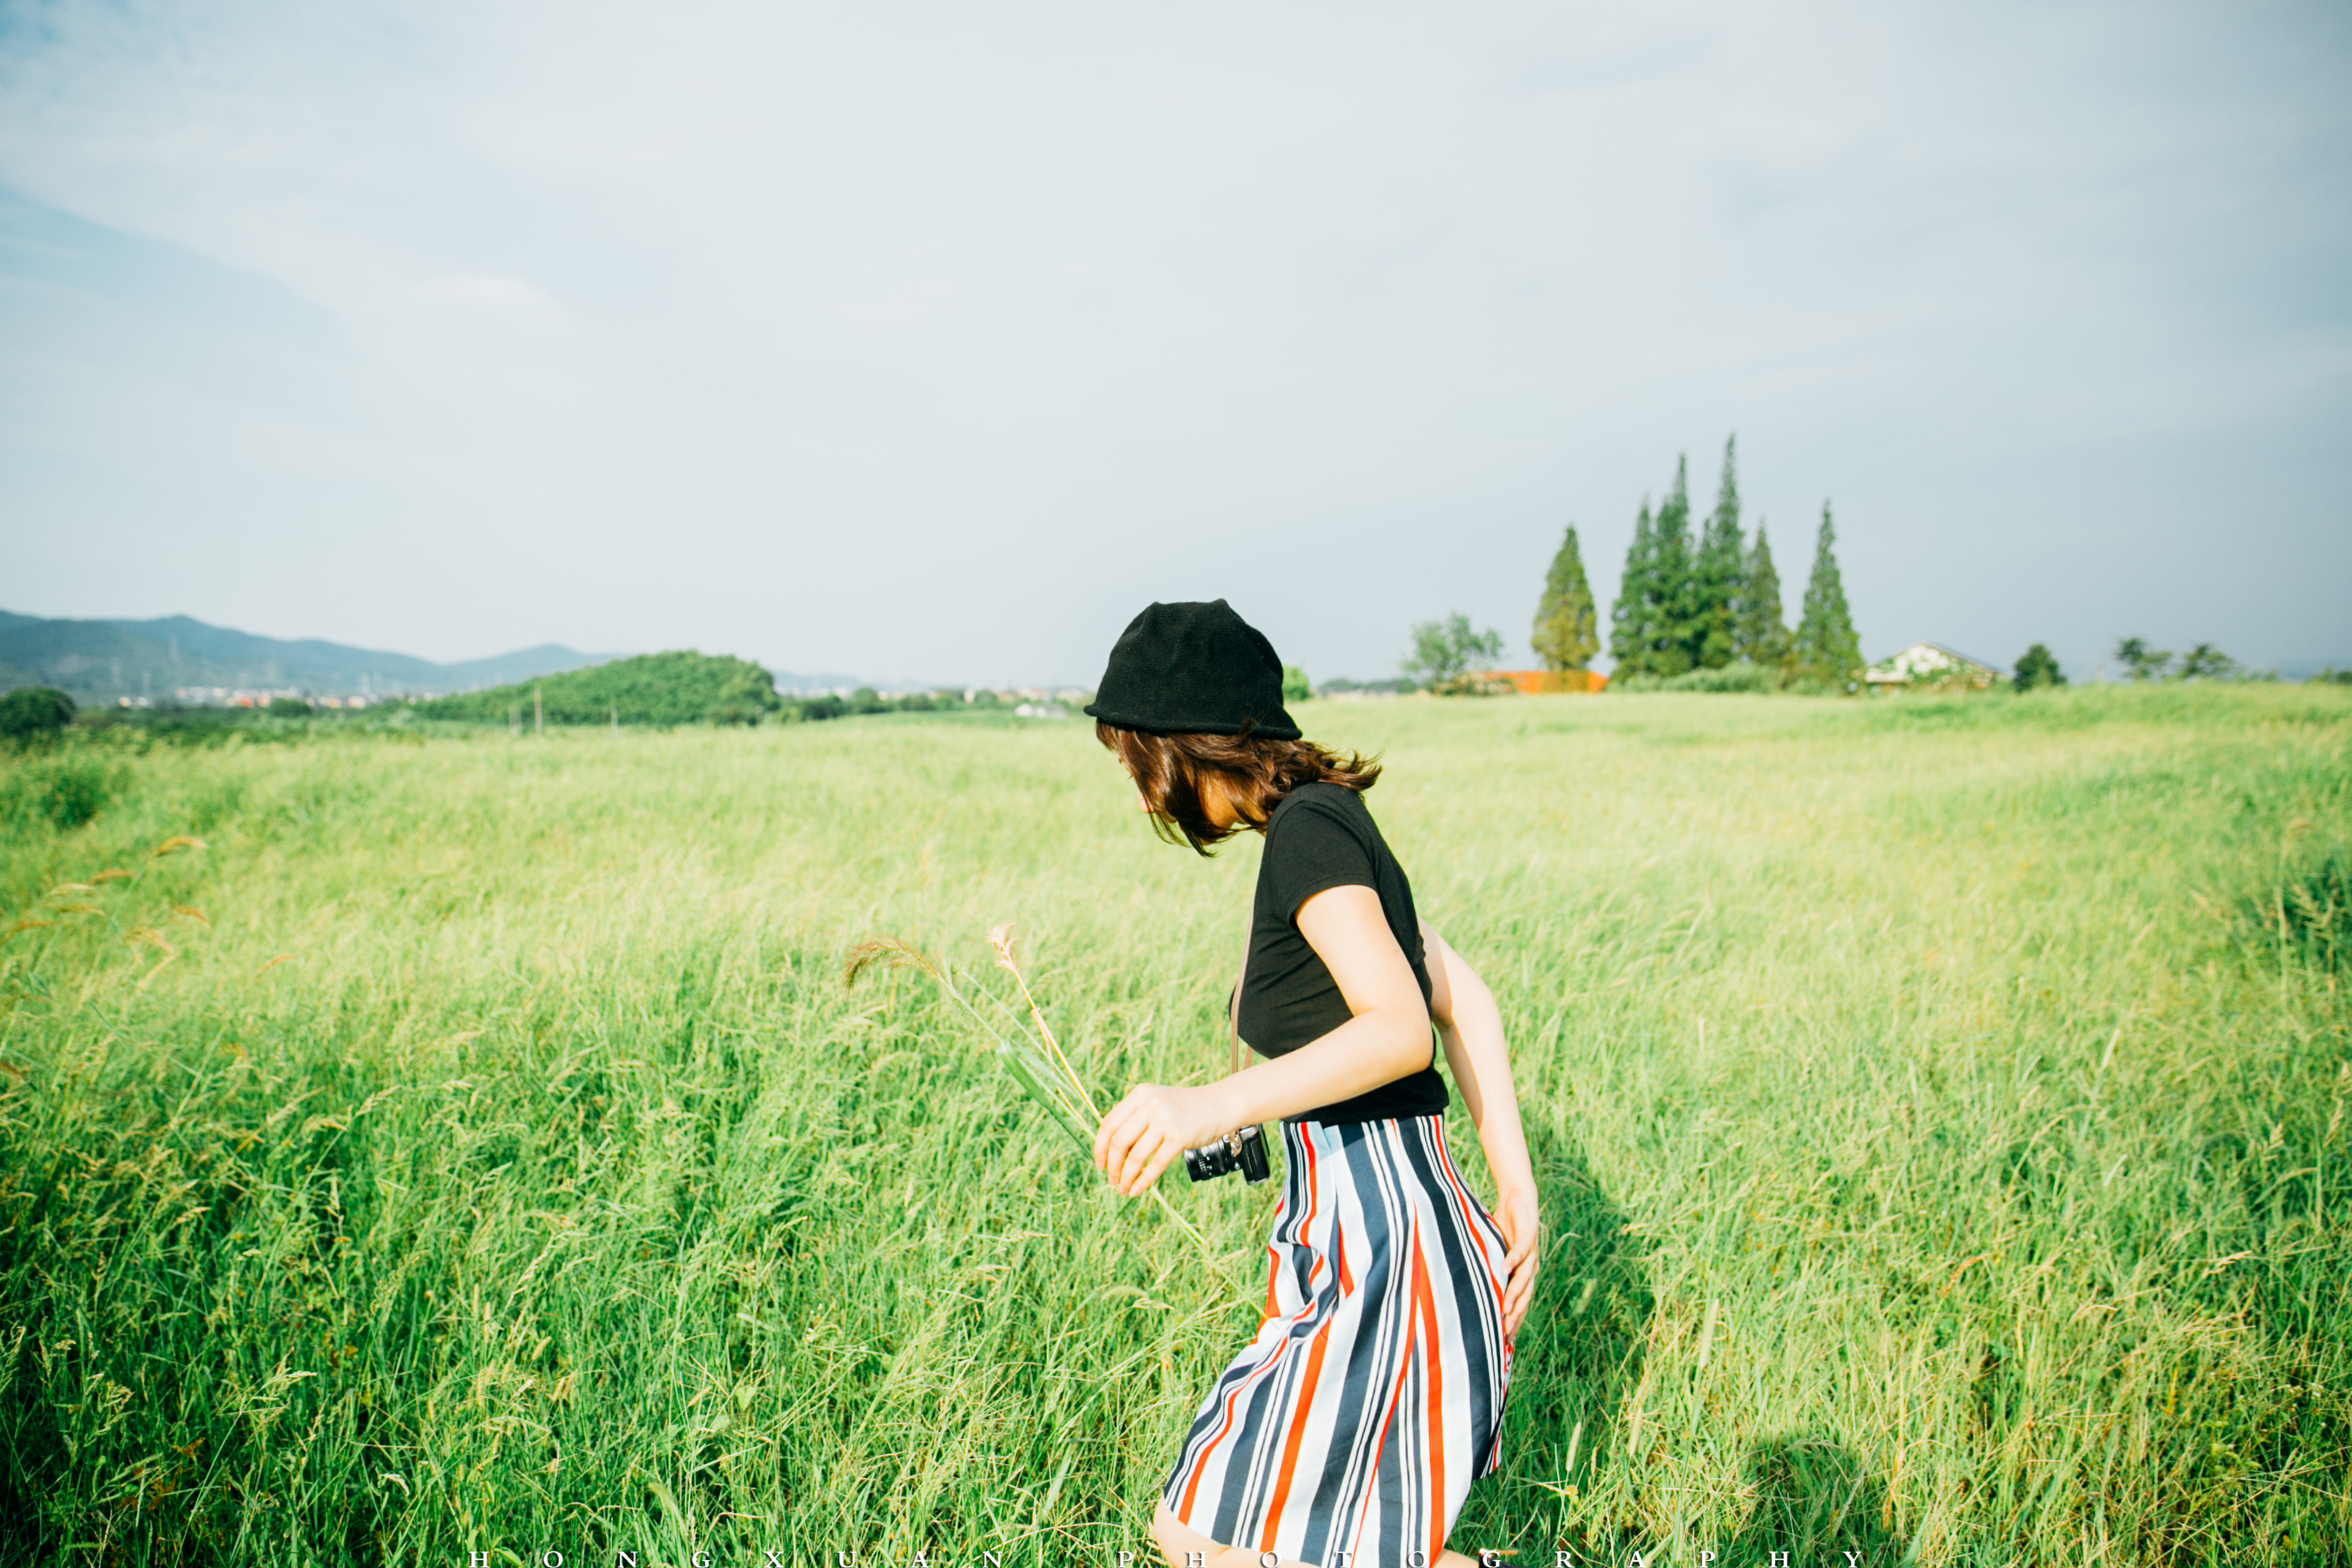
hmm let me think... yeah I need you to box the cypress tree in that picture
[1737,520,1790,671]
[1649,456,1695,677]
[1532,523,1599,672]
[1608,501,1656,674]
[1793,501,1863,689]
[1692,435,1746,668]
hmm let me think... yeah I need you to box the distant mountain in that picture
[0,610,624,701]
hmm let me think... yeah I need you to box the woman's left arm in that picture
[1422,921,1540,1339]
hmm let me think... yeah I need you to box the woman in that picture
[1085,600,1541,1568]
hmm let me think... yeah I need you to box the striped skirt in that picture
[1162,1115,1513,1567]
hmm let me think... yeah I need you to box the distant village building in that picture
[1864,643,2003,693]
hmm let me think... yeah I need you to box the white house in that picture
[1864,642,2003,691]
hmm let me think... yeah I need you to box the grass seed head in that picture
[843,935,944,987]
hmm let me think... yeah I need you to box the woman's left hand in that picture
[1094,1082,1234,1197]
[1492,1186,1539,1341]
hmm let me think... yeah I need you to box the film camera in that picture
[1183,1123,1271,1184]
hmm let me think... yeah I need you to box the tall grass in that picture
[1,685,2347,1565]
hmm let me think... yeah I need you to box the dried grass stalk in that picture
[846,927,1209,1251]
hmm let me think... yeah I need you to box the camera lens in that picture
[1183,1140,1234,1183]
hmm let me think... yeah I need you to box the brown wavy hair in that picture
[1096,721,1382,855]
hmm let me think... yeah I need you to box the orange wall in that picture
[1474,669,1608,694]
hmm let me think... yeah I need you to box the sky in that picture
[2,0,2347,685]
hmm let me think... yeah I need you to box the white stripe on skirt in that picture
[1162,1115,1513,1567]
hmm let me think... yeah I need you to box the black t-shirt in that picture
[1236,782,1449,1124]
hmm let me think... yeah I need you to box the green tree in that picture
[1281,665,1313,703]
[1608,501,1657,674]
[1531,524,1599,671]
[2012,643,2066,693]
[2114,637,2172,682]
[1402,612,1504,693]
[0,686,76,742]
[1692,435,1746,669]
[1736,520,1791,672]
[2176,643,2240,681]
[1649,456,1696,677]
[1793,502,1863,689]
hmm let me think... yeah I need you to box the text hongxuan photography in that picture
[454,1550,1883,1567]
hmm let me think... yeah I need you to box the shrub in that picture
[1611,663,1779,694]
[0,686,75,742]
[0,755,121,830]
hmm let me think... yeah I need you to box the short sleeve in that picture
[1263,791,1377,924]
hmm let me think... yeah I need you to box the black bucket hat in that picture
[1083,599,1301,739]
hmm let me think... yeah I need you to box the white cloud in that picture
[416,271,572,330]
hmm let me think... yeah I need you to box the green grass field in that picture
[2,687,2347,1566]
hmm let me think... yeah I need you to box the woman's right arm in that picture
[1422,920,1539,1339]
[1095,885,1432,1197]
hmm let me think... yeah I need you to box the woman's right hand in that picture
[1093,1080,1234,1197]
